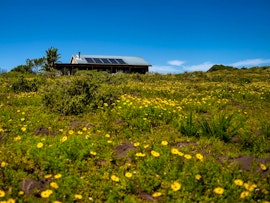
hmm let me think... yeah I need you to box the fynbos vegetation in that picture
[0,68,270,202]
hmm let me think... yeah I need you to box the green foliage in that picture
[208,64,237,72]
[42,77,99,115]
[11,75,43,93]
[11,57,45,73]
[178,112,199,137]
[42,75,122,115]
[200,113,241,142]
[43,47,61,71]
[1,69,270,202]
[11,64,33,74]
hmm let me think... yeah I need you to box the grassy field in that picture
[0,68,270,202]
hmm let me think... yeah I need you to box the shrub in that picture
[11,76,42,93]
[200,113,241,142]
[42,76,122,115]
[208,64,237,72]
[178,112,199,137]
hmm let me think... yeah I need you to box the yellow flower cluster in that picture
[171,181,181,191]
[214,187,224,195]
[111,175,120,182]
[41,189,53,198]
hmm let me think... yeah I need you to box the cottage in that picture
[54,53,151,75]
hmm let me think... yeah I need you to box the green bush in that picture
[11,76,43,93]
[200,113,241,142]
[42,76,122,115]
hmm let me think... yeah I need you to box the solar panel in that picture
[101,58,110,64]
[85,58,95,63]
[109,59,118,64]
[93,58,103,63]
[116,59,126,64]
[85,57,128,65]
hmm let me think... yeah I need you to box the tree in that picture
[11,64,33,73]
[11,57,45,74]
[32,57,45,73]
[207,64,237,72]
[42,47,61,71]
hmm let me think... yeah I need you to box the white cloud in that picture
[183,62,214,72]
[230,58,270,67]
[150,65,183,74]
[167,60,185,66]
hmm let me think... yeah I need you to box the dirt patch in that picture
[171,141,197,149]
[21,178,51,195]
[69,120,93,129]
[219,155,270,177]
[138,192,157,202]
[114,142,136,159]
[34,127,55,136]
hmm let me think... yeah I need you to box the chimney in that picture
[78,52,81,59]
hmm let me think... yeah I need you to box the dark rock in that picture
[114,142,136,159]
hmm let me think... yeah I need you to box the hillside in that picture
[0,68,270,202]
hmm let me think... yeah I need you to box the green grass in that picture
[0,69,270,202]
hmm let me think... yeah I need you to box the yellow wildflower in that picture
[21,118,25,121]
[18,191,24,195]
[14,136,21,141]
[171,148,179,154]
[178,151,184,156]
[82,127,87,131]
[260,163,267,171]
[240,191,250,199]
[74,194,82,200]
[161,141,168,146]
[184,154,192,159]
[77,131,83,135]
[53,201,62,203]
[105,133,110,138]
[54,174,62,179]
[111,175,120,182]
[213,187,224,195]
[152,191,162,197]
[50,182,59,189]
[133,142,140,147]
[171,181,181,191]
[195,174,202,180]
[40,189,53,198]
[144,144,149,148]
[234,179,243,186]
[21,127,26,132]
[125,172,133,178]
[60,136,67,143]
[195,153,204,161]
[151,150,160,157]
[68,130,74,135]
[37,142,43,148]
[0,190,5,197]
[7,198,15,203]
[135,152,146,157]
[90,151,97,156]
[1,161,7,167]
[44,174,52,179]
[244,182,257,191]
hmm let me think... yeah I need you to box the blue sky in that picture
[1,0,270,73]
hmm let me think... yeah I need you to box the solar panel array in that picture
[85,58,127,65]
